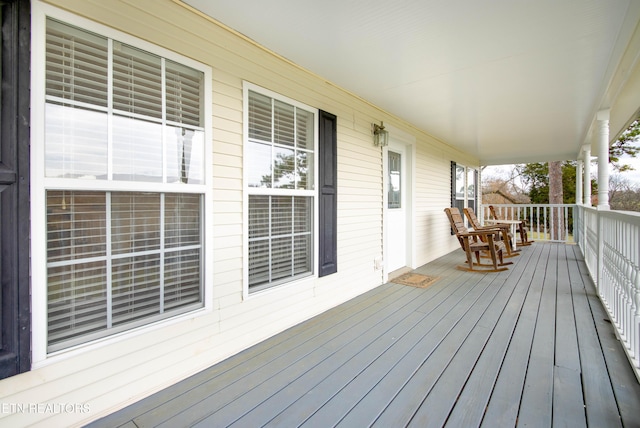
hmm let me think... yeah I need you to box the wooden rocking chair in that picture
[444,207,511,272]
[463,207,519,257]
[488,205,533,246]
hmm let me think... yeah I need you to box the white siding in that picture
[0,1,480,426]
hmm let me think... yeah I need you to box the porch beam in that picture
[596,109,610,209]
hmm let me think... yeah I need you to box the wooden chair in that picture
[488,205,533,246]
[444,207,512,272]
[463,207,519,257]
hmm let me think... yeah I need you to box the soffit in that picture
[184,0,640,165]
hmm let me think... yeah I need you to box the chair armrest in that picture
[459,229,501,238]
[476,224,509,231]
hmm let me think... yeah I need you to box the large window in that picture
[244,85,317,293]
[451,162,478,224]
[35,14,211,354]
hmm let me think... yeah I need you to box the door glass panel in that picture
[388,151,401,209]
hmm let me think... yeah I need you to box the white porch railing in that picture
[575,205,640,381]
[479,203,575,242]
[481,203,640,380]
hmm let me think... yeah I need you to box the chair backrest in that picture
[444,207,467,234]
[444,207,470,248]
[488,205,501,220]
[463,207,482,230]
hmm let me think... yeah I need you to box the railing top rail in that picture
[484,203,576,208]
[561,204,640,220]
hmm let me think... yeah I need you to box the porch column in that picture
[583,145,592,206]
[596,109,610,209]
[478,167,483,221]
[576,159,583,205]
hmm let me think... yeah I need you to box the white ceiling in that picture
[184,0,640,165]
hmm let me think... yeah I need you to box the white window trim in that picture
[31,1,214,366]
[242,82,319,299]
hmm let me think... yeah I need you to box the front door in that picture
[386,145,407,273]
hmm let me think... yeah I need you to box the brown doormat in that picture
[392,273,439,289]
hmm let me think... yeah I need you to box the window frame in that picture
[242,82,319,297]
[31,2,214,365]
[451,162,478,227]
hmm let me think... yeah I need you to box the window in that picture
[454,163,466,213]
[450,162,478,225]
[388,151,402,209]
[35,15,211,354]
[467,167,478,212]
[244,84,317,293]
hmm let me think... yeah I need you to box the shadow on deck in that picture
[89,243,640,428]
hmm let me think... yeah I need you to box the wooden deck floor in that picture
[88,243,640,428]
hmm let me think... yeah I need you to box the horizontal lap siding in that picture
[414,142,476,266]
[2,0,479,426]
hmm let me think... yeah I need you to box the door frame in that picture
[382,125,415,282]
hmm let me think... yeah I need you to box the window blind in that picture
[246,88,316,291]
[43,18,206,352]
[46,19,108,107]
[166,60,202,127]
[46,191,203,351]
[45,19,205,183]
[248,195,312,290]
[113,43,162,118]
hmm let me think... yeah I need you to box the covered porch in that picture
[90,240,640,427]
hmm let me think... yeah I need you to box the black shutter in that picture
[450,161,456,235]
[0,0,31,379]
[450,161,457,208]
[318,110,337,277]
[473,168,479,209]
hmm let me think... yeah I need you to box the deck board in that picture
[481,243,549,427]
[518,243,558,427]
[154,287,425,427]
[88,243,640,428]
[444,243,543,427]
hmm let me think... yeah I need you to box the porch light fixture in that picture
[372,121,389,147]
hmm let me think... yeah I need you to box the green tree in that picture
[609,118,640,172]
[517,161,579,204]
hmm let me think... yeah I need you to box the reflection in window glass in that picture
[247,141,273,188]
[45,104,108,179]
[166,127,205,184]
[388,151,401,209]
[274,147,296,189]
[112,116,163,182]
[467,168,477,211]
[456,165,465,199]
[296,151,312,190]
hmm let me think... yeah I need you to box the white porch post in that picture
[576,159,583,205]
[583,145,592,206]
[478,167,483,221]
[596,109,610,209]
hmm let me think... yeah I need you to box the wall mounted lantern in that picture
[372,121,389,147]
